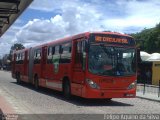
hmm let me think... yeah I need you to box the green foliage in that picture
[130,23,160,53]
[10,43,25,53]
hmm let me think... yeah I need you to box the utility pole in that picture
[136,39,145,51]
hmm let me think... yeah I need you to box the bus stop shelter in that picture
[138,52,160,85]
[0,0,33,37]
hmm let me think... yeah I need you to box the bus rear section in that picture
[12,49,29,83]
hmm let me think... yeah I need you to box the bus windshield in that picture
[88,45,136,76]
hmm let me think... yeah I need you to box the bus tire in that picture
[16,73,21,84]
[63,80,71,99]
[105,98,112,101]
[34,76,39,90]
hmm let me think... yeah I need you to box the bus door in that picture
[24,51,28,77]
[48,45,61,90]
[40,46,47,86]
[72,39,87,95]
[41,46,47,74]
[28,48,34,84]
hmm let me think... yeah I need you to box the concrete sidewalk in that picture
[0,95,15,114]
[136,84,160,102]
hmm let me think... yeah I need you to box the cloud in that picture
[28,0,160,33]
[16,2,104,46]
[0,36,14,57]
[0,42,10,56]
[29,0,62,12]
[1,0,160,57]
[16,16,68,47]
[0,25,19,57]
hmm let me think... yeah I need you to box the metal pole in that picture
[143,79,145,95]
[158,80,160,97]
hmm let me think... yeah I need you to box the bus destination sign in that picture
[90,34,135,46]
[95,36,128,44]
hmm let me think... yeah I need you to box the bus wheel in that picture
[63,80,71,99]
[34,76,39,90]
[16,73,21,84]
[105,98,112,101]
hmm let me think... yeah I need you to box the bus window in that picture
[16,53,19,64]
[75,40,86,70]
[55,46,59,54]
[88,45,136,76]
[52,45,60,73]
[60,42,71,63]
[47,46,55,64]
[75,41,82,64]
[34,49,41,64]
[48,46,55,56]
[20,52,24,64]
[16,53,24,64]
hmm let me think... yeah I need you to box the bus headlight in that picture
[86,79,100,89]
[127,81,137,90]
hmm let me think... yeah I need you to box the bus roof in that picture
[47,31,132,46]
[90,31,133,38]
[13,48,29,54]
[14,31,133,52]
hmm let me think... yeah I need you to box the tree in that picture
[131,22,160,53]
[10,43,25,53]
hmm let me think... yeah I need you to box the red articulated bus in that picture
[12,31,137,99]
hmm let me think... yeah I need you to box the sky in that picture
[0,0,160,57]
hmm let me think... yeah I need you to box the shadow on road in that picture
[11,82,133,107]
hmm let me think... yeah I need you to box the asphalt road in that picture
[0,70,160,116]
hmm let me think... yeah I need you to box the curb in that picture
[136,96,160,103]
[0,96,15,114]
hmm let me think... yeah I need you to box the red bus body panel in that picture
[11,32,137,99]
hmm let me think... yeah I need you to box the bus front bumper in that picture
[81,87,136,99]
